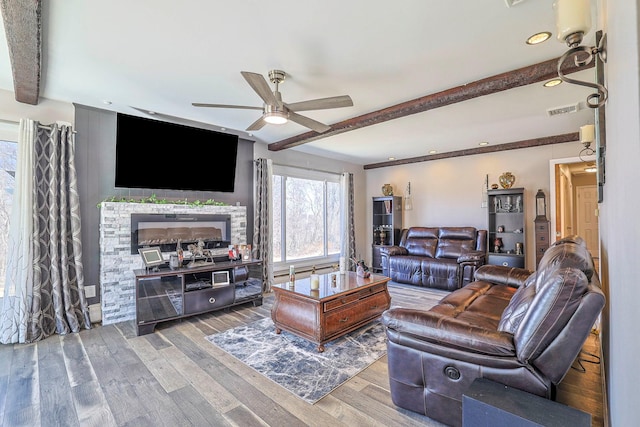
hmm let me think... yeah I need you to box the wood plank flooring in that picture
[0,285,604,426]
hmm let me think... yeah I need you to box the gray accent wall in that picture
[74,105,255,303]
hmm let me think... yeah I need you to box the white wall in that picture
[0,88,74,139]
[365,141,579,269]
[601,0,640,425]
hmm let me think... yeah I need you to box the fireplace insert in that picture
[130,213,232,254]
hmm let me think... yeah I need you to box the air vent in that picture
[547,102,581,117]
[504,0,526,7]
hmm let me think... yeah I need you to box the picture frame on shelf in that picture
[138,246,165,268]
[228,244,252,261]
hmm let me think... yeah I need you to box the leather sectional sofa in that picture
[381,236,605,426]
[380,227,487,291]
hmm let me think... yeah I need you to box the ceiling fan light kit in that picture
[193,69,353,133]
[263,109,289,125]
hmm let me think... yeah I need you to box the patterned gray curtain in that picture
[253,158,274,292]
[1,121,91,343]
[341,172,356,269]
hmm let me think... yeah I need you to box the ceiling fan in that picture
[192,70,353,133]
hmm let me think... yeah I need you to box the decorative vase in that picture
[493,237,504,253]
[499,172,516,189]
[382,183,393,196]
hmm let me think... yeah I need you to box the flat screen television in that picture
[115,113,238,192]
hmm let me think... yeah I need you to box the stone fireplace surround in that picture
[99,202,248,325]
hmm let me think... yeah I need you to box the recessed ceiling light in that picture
[526,31,551,45]
[103,100,112,105]
[221,127,226,131]
[543,79,563,87]
[429,150,437,154]
[147,111,156,115]
[479,141,489,146]
[388,157,396,161]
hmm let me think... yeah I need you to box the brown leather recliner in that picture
[381,236,605,427]
[380,227,487,291]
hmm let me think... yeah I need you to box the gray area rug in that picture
[205,317,387,404]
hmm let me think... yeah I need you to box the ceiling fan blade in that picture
[285,95,353,112]
[288,111,331,133]
[246,116,267,131]
[192,102,262,110]
[241,71,281,107]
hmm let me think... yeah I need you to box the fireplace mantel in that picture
[99,202,247,325]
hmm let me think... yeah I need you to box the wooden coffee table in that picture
[271,271,391,352]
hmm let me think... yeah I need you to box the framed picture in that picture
[138,246,165,268]
[240,244,252,260]
[212,270,230,286]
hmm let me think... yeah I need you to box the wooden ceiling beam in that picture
[0,0,42,105]
[363,132,579,169]
[268,56,592,152]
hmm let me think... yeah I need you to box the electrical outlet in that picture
[481,201,488,208]
[85,285,96,298]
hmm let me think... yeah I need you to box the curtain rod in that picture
[0,118,76,133]
[265,161,345,176]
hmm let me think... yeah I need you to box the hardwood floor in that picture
[0,285,604,426]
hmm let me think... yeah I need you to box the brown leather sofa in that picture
[381,236,605,427]
[380,227,487,291]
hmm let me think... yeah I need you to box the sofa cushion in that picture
[514,267,589,363]
[389,255,425,286]
[404,239,437,258]
[420,258,459,290]
[436,238,476,259]
[438,227,477,240]
[536,240,594,282]
[551,235,587,248]
[497,274,537,334]
[401,227,439,258]
[435,227,478,259]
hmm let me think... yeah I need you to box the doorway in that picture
[549,156,600,271]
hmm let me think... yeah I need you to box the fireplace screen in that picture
[131,213,231,254]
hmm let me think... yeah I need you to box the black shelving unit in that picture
[487,188,526,268]
[372,196,402,273]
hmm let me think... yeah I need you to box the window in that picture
[272,165,341,268]
[0,139,17,296]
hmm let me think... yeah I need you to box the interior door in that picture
[559,170,574,237]
[576,185,599,260]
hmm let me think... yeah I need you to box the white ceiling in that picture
[0,0,600,166]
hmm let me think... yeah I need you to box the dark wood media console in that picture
[134,259,263,336]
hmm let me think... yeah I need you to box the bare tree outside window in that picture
[272,169,341,266]
[286,177,324,260]
[0,140,17,296]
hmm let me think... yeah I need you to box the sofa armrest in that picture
[380,246,408,257]
[380,246,407,276]
[474,264,533,288]
[382,307,515,356]
[457,250,486,264]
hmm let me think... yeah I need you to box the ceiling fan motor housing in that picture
[268,70,286,84]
